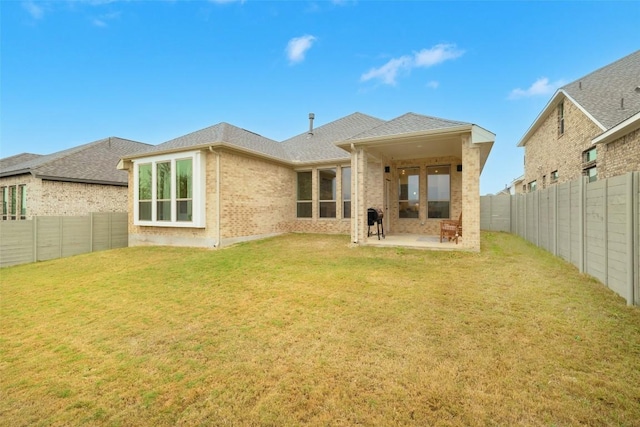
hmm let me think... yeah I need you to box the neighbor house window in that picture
[296,171,312,218]
[176,159,193,222]
[19,185,26,219]
[585,167,597,183]
[134,151,205,227]
[318,168,337,218]
[399,167,419,218]
[1,187,7,220]
[342,166,351,219]
[550,170,559,183]
[528,180,537,192]
[583,147,597,163]
[558,101,565,136]
[9,186,16,220]
[427,166,450,219]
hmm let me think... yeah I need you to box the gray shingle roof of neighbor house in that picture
[281,112,386,163]
[0,137,152,185]
[518,49,640,146]
[0,153,43,172]
[561,49,640,129]
[148,122,290,161]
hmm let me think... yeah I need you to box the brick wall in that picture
[598,128,640,179]
[461,134,481,251]
[1,175,127,219]
[524,98,602,189]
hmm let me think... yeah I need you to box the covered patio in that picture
[336,113,494,252]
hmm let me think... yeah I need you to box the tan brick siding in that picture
[461,135,481,251]
[598,128,640,179]
[523,99,638,188]
[0,175,127,219]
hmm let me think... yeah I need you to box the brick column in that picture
[461,133,481,251]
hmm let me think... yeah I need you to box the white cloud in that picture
[91,11,121,27]
[286,35,317,64]
[22,1,45,20]
[426,80,440,89]
[414,44,464,67]
[508,77,565,100]
[209,0,246,4]
[360,43,464,86]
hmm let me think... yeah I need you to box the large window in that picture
[319,168,336,218]
[134,151,205,227]
[427,166,450,219]
[399,167,419,218]
[296,171,312,218]
[176,159,193,221]
[342,167,351,219]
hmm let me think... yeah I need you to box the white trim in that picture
[517,90,606,147]
[133,150,206,228]
[592,111,640,145]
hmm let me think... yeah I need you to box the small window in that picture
[342,167,351,219]
[528,180,537,192]
[558,101,565,136]
[9,186,16,220]
[550,170,559,183]
[296,171,312,218]
[19,185,26,219]
[176,159,193,222]
[318,168,336,218]
[1,187,7,220]
[398,167,419,218]
[583,147,597,163]
[138,163,152,221]
[585,167,597,183]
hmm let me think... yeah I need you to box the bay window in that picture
[134,151,205,227]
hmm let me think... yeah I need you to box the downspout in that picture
[351,143,358,243]
[209,147,221,248]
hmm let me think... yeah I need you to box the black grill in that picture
[367,208,385,240]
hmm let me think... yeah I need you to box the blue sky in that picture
[2,0,638,194]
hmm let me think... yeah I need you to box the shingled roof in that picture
[346,112,470,141]
[281,112,385,162]
[148,122,289,161]
[1,137,152,185]
[518,50,640,146]
[561,50,640,129]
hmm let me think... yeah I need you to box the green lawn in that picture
[1,232,639,426]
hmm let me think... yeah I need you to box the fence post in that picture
[603,178,609,287]
[90,212,94,253]
[626,172,635,306]
[32,216,38,263]
[579,176,585,274]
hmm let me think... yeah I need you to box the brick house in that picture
[118,112,494,251]
[0,137,151,219]
[518,50,640,192]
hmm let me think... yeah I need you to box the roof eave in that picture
[592,111,640,145]
[336,124,475,149]
[36,175,128,186]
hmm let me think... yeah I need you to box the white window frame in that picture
[133,150,206,228]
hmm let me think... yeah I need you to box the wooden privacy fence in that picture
[481,172,640,306]
[0,212,128,268]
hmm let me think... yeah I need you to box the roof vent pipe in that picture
[308,113,315,136]
[579,81,582,90]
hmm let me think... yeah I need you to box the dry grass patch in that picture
[1,232,639,426]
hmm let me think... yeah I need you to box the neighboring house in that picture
[118,112,494,251]
[0,137,151,219]
[518,50,640,191]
